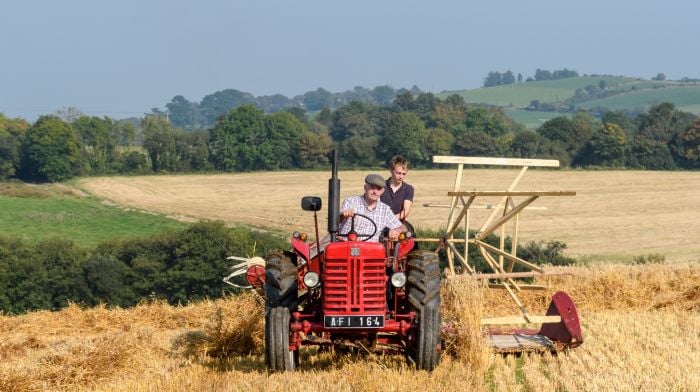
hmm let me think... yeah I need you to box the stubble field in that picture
[1,263,698,391]
[1,169,699,391]
[79,169,700,262]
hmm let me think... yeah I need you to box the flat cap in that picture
[365,174,386,188]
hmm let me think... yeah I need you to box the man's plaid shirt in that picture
[338,196,402,242]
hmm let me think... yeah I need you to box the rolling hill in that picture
[439,76,700,128]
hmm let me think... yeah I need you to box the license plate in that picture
[324,315,385,328]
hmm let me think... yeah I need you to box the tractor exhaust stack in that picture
[328,149,340,242]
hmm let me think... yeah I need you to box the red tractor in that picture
[261,151,441,371]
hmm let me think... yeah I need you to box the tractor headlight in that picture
[303,271,320,288]
[390,272,407,288]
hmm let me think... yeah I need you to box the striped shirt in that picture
[338,196,402,242]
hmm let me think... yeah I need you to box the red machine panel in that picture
[323,242,386,315]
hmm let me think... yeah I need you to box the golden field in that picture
[1,169,696,391]
[78,169,700,262]
[1,263,698,391]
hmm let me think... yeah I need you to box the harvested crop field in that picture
[1,263,698,391]
[79,169,700,262]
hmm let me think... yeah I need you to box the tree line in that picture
[160,85,422,129]
[1,94,699,183]
[0,221,289,313]
[483,68,580,87]
[0,221,575,314]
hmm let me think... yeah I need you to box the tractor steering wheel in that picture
[338,213,377,242]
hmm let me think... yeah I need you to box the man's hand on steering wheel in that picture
[338,212,377,242]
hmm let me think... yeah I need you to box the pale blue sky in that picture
[1,0,698,120]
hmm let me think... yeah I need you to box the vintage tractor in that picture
[228,152,584,371]
[259,151,440,371]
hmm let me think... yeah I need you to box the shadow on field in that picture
[172,342,412,373]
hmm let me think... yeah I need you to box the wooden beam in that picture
[473,271,570,279]
[446,195,475,236]
[422,203,547,210]
[433,156,560,167]
[481,315,562,325]
[476,196,539,240]
[475,240,544,273]
[448,191,576,197]
[487,284,548,291]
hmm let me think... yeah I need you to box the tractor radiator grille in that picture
[323,256,386,314]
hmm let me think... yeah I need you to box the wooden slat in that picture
[422,203,547,210]
[448,191,576,197]
[475,240,544,273]
[433,156,560,167]
[481,315,561,325]
[473,271,570,279]
[487,284,548,291]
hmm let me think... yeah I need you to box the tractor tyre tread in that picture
[264,253,298,313]
[406,251,441,371]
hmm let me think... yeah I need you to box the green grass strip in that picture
[0,195,186,248]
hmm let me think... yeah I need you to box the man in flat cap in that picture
[338,173,407,242]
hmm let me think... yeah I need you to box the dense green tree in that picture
[330,101,379,141]
[176,130,212,172]
[602,110,634,131]
[676,119,700,168]
[256,94,291,113]
[371,85,396,105]
[627,134,676,169]
[575,123,627,167]
[379,112,428,164]
[392,91,414,112]
[636,103,689,143]
[200,89,256,127]
[340,136,380,167]
[83,254,134,307]
[142,116,179,172]
[285,107,307,123]
[303,88,333,111]
[209,105,270,171]
[72,116,123,174]
[509,131,546,158]
[462,107,516,137]
[433,96,468,131]
[0,114,29,179]
[537,117,575,148]
[316,108,333,126]
[19,116,81,182]
[265,112,306,168]
[166,95,202,129]
[118,150,150,174]
[424,128,455,158]
[454,129,498,156]
[412,93,439,124]
[297,130,332,168]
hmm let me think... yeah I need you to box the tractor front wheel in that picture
[264,253,299,372]
[407,251,441,371]
[265,307,298,371]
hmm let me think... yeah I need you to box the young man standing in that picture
[380,155,414,222]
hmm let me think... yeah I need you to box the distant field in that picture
[0,184,186,247]
[79,169,700,262]
[439,77,700,118]
[504,108,567,129]
[440,76,632,107]
[578,85,700,114]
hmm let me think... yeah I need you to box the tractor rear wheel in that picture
[264,253,299,372]
[407,251,441,371]
[265,307,298,371]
